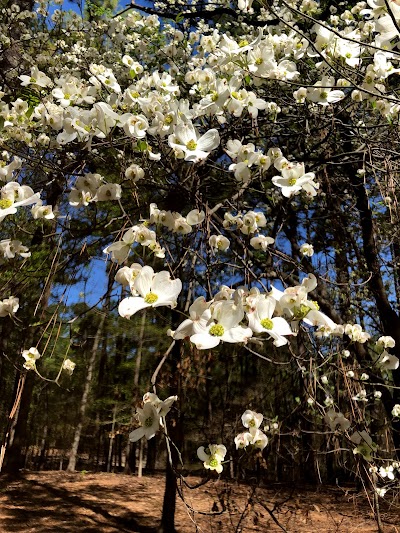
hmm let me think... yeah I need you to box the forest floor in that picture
[0,471,399,532]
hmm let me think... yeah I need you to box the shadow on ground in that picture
[0,474,158,533]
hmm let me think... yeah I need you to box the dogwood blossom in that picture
[118,266,182,319]
[0,296,19,317]
[22,347,41,371]
[168,122,220,162]
[300,243,314,257]
[189,300,252,350]
[351,430,377,461]
[62,359,76,375]
[197,444,227,473]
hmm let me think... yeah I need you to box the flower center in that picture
[260,318,274,330]
[144,416,154,427]
[209,456,219,467]
[186,139,197,150]
[209,324,225,337]
[288,178,297,186]
[0,199,13,209]
[144,293,158,304]
[293,304,311,319]
[231,91,242,100]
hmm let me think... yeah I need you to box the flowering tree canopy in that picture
[2,0,400,523]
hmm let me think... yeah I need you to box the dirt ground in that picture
[0,471,399,532]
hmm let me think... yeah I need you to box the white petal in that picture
[190,332,221,350]
[118,297,148,318]
[221,326,252,344]
[271,317,292,336]
[129,427,145,442]
[134,266,154,297]
[197,129,220,152]
[197,446,209,462]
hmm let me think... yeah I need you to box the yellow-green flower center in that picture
[260,318,274,330]
[186,139,197,150]
[144,293,158,304]
[293,304,311,319]
[255,57,263,65]
[239,39,249,47]
[288,178,297,186]
[231,91,242,100]
[209,324,225,337]
[209,456,219,467]
[0,198,13,209]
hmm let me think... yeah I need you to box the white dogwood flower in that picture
[118,266,182,319]
[129,402,160,442]
[197,444,227,473]
[190,300,252,349]
[168,122,220,162]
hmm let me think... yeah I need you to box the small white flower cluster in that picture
[300,243,314,257]
[234,409,268,451]
[170,273,337,350]
[0,240,30,261]
[294,76,345,106]
[0,296,19,318]
[392,404,400,418]
[22,347,76,375]
[351,430,377,461]
[225,140,272,183]
[105,204,206,263]
[104,225,165,263]
[222,208,275,251]
[69,173,121,207]
[344,323,371,343]
[225,142,319,198]
[375,336,399,370]
[0,181,41,224]
[62,359,76,375]
[149,203,205,235]
[352,389,368,403]
[22,347,41,371]
[379,464,396,480]
[324,409,350,431]
[0,154,22,182]
[196,409,269,475]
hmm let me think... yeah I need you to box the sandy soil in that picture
[0,471,399,532]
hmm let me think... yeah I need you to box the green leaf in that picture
[137,140,147,151]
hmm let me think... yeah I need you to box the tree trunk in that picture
[159,340,182,533]
[67,311,106,472]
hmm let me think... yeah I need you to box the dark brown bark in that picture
[159,339,182,533]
